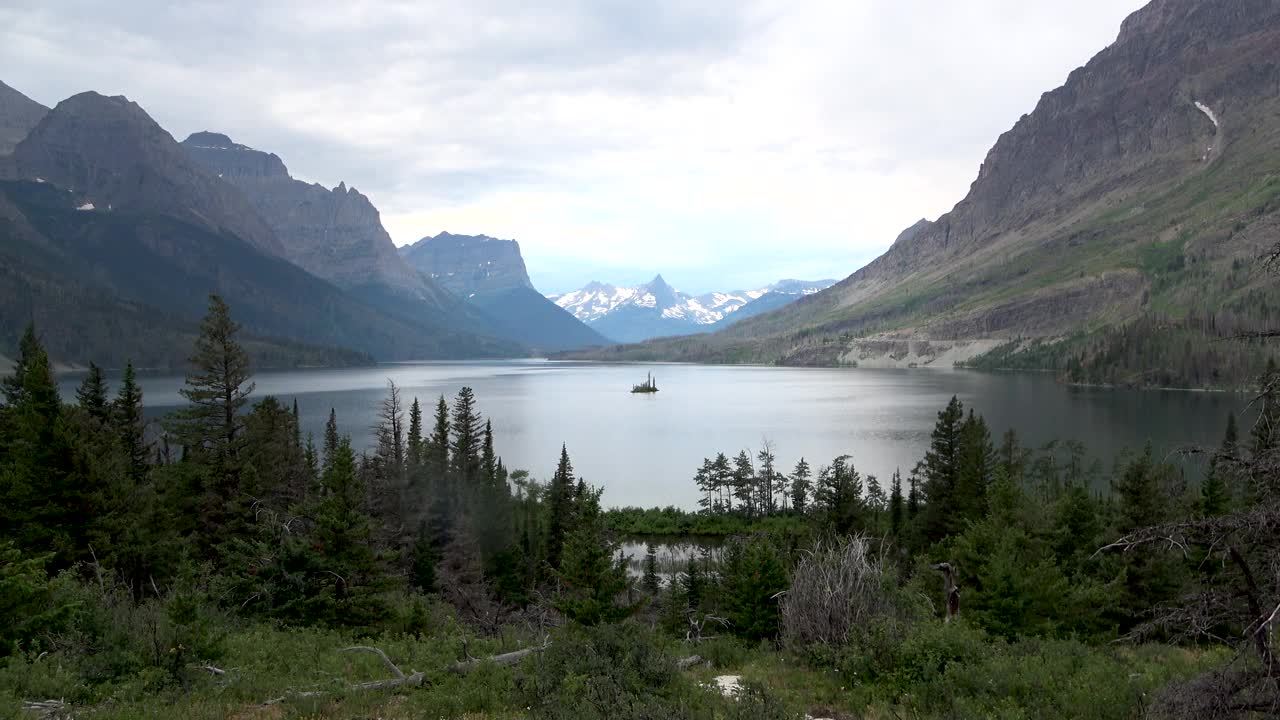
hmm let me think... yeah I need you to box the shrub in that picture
[781,536,913,649]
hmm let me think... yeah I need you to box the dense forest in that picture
[1,295,1277,719]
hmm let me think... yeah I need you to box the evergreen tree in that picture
[322,408,339,475]
[0,325,82,564]
[921,395,965,543]
[865,474,886,531]
[956,410,996,522]
[642,543,660,594]
[814,455,865,534]
[167,295,254,548]
[75,362,110,423]
[711,453,732,513]
[731,450,755,517]
[546,444,576,571]
[888,468,905,537]
[789,457,811,514]
[113,361,148,485]
[406,397,424,474]
[720,534,788,642]
[450,387,484,501]
[694,458,715,515]
[554,484,636,625]
[1202,412,1238,516]
[423,396,453,548]
[756,441,778,515]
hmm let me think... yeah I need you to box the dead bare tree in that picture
[1099,402,1280,719]
[780,535,906,648]
[932,562,960,623]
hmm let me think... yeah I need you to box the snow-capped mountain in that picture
[548,275,835,343]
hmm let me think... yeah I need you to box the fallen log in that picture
[676,655,703,670]
[449,638,551,674]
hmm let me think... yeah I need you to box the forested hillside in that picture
[0,295,1274,718]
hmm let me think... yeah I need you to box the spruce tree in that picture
[406,397,424,474]
[114,361,148,485]
[374,380,405,485]
[423,396,452,548]
[170,295,254,479]
[167,295,255,551]
[322,408,339,474]
[450,387,483,500]
[546,444,576,571]
[789,457,811,514]
[0,325,83,565]
[642,543,661,594]
[75,362,110,423]
[956,410,996,522]
[1202,412,1238,516]
[756,442,778,515]
[921,395,965,543]
[888,468,905,537]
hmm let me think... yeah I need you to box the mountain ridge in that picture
[564,0,1280,388]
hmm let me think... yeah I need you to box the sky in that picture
[1,0,1147,295]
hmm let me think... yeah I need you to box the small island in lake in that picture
[631,372,659,393]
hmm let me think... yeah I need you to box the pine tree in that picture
[423,396,453,549]
[0,326,79,561]
[956,410,996,522]
[888,468,905,537]
[1202,412,1238,516]
[450,387,484,501]
[815,455,865,534]
[756,441,778,515]
[322,408,339,475]
[642,543,661,594]
[169,294,254,486]
[731,450,755,518]
[75,362,110,423]
[789,457,811,514]
[114,361,148,485]
[921,395,965,543]
[546,444,576,571]
[406,397,424,474]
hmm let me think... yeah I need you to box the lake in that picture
[59,360,1245,509]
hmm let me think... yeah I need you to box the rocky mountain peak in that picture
[0,80,48,155]
[180,131,289,180]
[11,92,285,256]
[400,232,535,296]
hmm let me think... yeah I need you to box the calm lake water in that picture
[59,360,1245,509]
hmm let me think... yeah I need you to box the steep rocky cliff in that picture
[0,81,47,155]
[182,132,437,300]
[577,0,1280,387]
[4,93,285,256]
[401,232,609,352]
[400,231,535,296]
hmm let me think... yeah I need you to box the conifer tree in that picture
[889,468,905,536]
[322,408,339,474]
[922,395,965,543]
[642,543,660,594]
[450,387,483,499]
[1201,412,1238,516]
[0,325,80,561]
[789,457,811,514]
[555,481,634,622]
[956,410,996,522]
[731,450,755,517]
[114,361,148,485]
[756,441,778,515]
[423,396,453,548]
[406,397,424,474]
[170,294,254,483]
[815,455,865,534]
[75,362,110,423]
[546,444,576,571]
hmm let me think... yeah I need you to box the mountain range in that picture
[549,276,835,343]
[566,0,1280,389]
[0,86,608,367]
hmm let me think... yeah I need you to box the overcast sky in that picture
[1,0,1146,294]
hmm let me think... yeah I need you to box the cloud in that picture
[2,0,1146,293]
